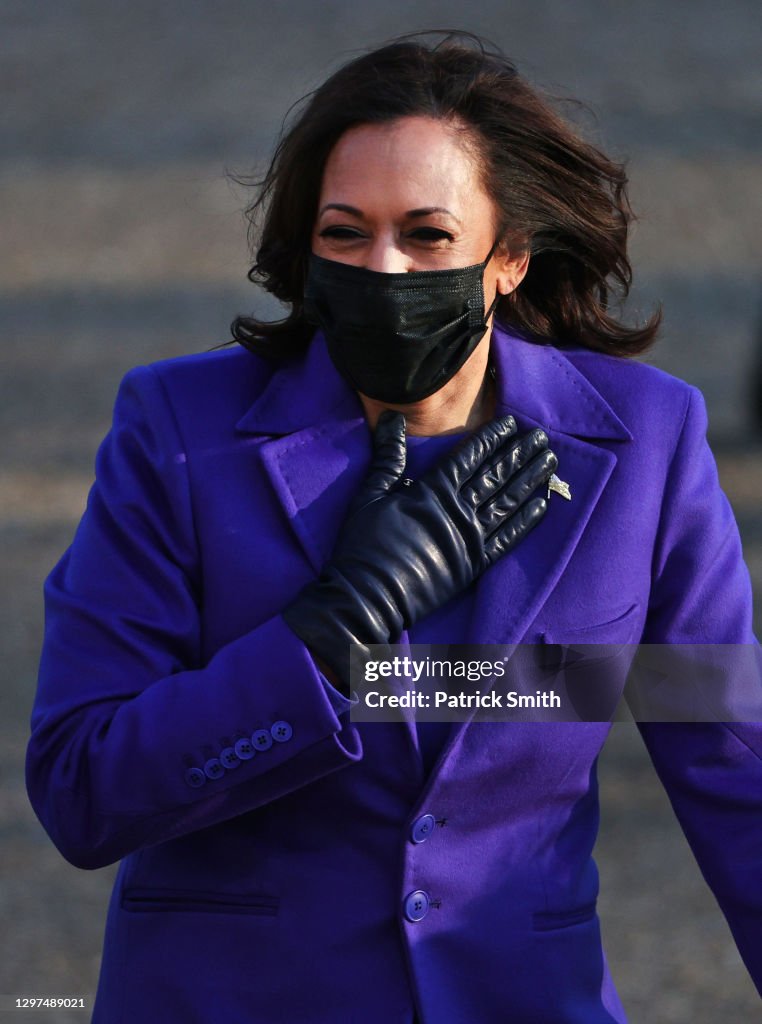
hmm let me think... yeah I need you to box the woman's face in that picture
[312,115,528,311]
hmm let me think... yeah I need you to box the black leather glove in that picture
[283,411,557,694]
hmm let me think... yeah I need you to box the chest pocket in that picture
[536,602,642,720]
[539,601,642,646]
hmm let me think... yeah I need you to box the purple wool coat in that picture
[27,324,762,1022]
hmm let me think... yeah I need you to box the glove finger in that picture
[349,410,407,515]
[462,428,550,510]
[477,449,558,532]
[431,414,517,489]
[483,495,549,564]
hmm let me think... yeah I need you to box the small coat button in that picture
[220,746,241,769]
[252,729,273,751]
[410,813,437,844]
[271,720,293,742]
[184,767,206,789]
[403,890,430,922]
[204,757,224,780]
[234,737,255,760]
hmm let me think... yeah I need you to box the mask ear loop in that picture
[482,238,501,266]
[482,237,502,323]
[485,291,501,321]
[483,240,502,383]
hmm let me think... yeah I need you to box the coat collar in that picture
[235,331,363,436]
[235,325,632,442]
[489,326,632,443]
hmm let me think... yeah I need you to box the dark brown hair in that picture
[228,30,661,359]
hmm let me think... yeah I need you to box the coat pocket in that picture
[121,887,280,916]
[533,900,597,931]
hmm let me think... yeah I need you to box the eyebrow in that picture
[318,202,462,225]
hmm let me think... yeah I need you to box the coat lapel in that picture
[467,330,631,645]
[235,336,371,573]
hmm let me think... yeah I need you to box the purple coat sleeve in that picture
[26,366,362,871]
[637,385,762,992]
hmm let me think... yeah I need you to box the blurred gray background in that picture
[2,1,761,1020]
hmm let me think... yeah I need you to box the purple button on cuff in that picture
[220,746,241,769]
[203,757,224,780]
[234,737,256,760]
[252,729,274,751]
[184,767,206,789]
[271,720,293,743]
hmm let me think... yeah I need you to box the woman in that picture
[26,31,761,1023]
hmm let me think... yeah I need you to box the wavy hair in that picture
[227,30,661,359]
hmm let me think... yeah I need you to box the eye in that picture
[318,226,365,239]
[409,228,455,242]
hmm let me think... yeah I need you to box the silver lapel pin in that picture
[547,473,572,501]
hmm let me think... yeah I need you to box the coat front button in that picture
[203,757,224,780]
[252,729,273,751]
[410,813,436,844]
[403,890,430,922]
[184,767,206,789]
[270,720,293,742]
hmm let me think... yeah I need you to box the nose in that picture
[365,238,412,274]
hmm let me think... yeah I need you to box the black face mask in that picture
[303,244,500,403]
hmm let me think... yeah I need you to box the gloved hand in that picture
[283,411,557,694]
